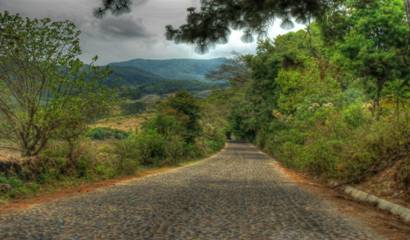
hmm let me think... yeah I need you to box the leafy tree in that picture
[142,114,184,137]
[332,0,410,117]
[0,12,110,156]
[383,79,410,119]
[93,0,410,48]
[405,0,410,28]
[161,92,202,143]
[165,0,338,52]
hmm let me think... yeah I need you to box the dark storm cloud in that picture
[0,0,303,64]
[98,16,151,39]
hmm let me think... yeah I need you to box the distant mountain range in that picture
[105,58,228,87]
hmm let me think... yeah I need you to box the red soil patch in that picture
[358,160,410,209]
[0,167,173,215]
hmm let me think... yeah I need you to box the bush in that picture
[338,117,410,182]
[142,114,184,137]
[86,127,129,140]
[164,135,186,165]
[112,136,141,174]
[0,175,39,199]
[206,138,225,153]
[341,103,369,128]
[131,130,167,166]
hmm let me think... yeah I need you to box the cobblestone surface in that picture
[0,143,382,239]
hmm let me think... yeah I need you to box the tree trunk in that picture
[405,0,410,29]
[374,78,385,120]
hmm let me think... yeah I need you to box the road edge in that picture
[344,186,410,223]
[0,143,227,215]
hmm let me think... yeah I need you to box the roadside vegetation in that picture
[222,0,410,194]
[0,12,225,203]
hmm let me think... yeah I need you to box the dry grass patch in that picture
[91,114,150,132]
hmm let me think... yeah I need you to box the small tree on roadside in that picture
[0,12,111,157]
[161,92,202,143]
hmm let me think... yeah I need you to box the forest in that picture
[222,0,410,192]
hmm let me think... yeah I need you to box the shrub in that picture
[341,103,369,128]
[142,114,184,137]
[164,135,186,165]
[86,127,129,140]
[130,130,167,166]
[0,175,39,199]
[206,138,225,153]
[304,138,343,178]
[338,117,410,182]
[39,141,97,180]
[112,136,141,174]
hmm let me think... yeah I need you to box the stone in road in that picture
[0,143,382,240]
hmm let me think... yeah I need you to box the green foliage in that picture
[328,0,410,115]
[86,127,129,140]
[112,91,226,168]
[123,92,202,166]
[0,12,111,156]
[106,58,229,101]
[228,0,410,190]
[111,137,141,174]
[162,92,202,143]
[0,175,39,199]
[129,130,167,166]
[110,58,228,81]
[0,13,230,203]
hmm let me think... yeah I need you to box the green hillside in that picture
[103,58,229,99]
[104,65,165,87]
[109,58,227,81]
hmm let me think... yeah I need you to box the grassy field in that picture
[90,114,150,132]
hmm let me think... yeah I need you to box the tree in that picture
[383,79,410,119]
[94,0,132,18]
[332,0,410,117]
[165,0,337,53]
[162,92,202,143]
[93,0,410,48]
[0,12,111,157]
[405,0,410,28]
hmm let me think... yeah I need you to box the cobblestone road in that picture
[0,143,382,239]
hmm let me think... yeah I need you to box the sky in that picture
[0,0,305,65]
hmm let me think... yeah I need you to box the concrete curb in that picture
[344,186,410,223]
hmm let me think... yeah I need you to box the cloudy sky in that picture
[0,0,304,65]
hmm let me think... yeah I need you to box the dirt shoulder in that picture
[0,167,173,215]
[356,159,410,209]
[271,161,410,240]
[0,148,220,215]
